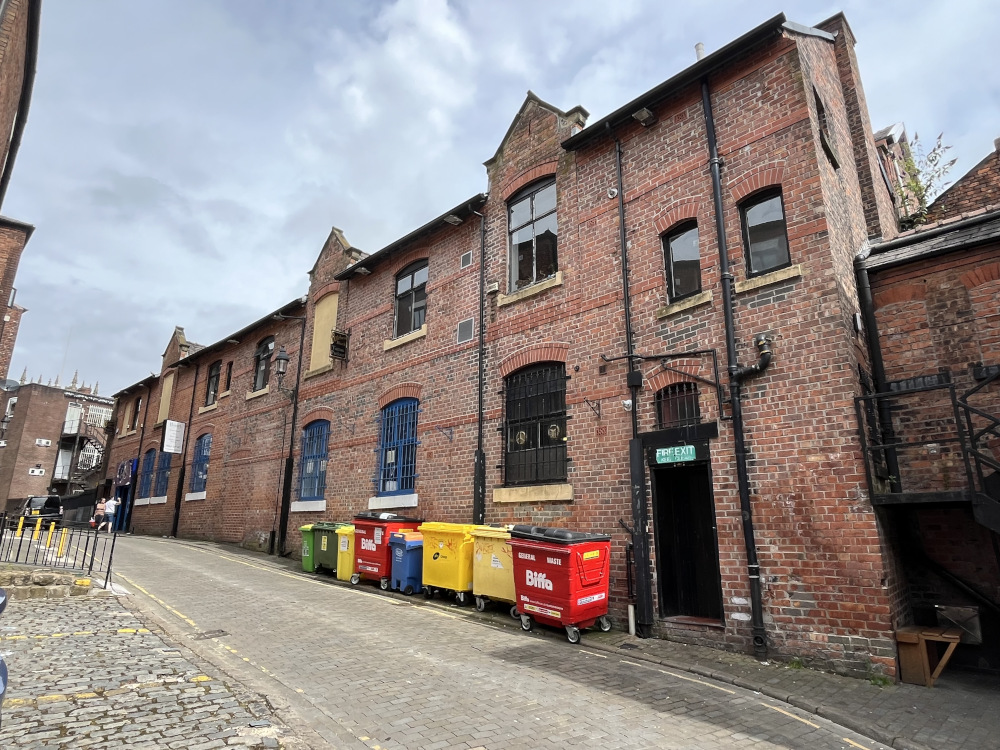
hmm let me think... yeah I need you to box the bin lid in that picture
[313,522,347,531]
[390,531,423,541]
[471,525,512,539]
[354,511,423,523]
[335,525,355,534]
[417,522,476,534]
[299,524,314,531]
[509,524,611,544]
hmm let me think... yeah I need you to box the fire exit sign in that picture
[655,445,696,464]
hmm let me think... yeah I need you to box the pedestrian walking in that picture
[100,496,118,533]
[93,497,106,530]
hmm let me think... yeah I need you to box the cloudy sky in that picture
[4,0,999,395]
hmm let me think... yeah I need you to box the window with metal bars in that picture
[153,451,171,496]
[656,382,701,428]
[299,420,330,501]
[138,449,155,498]
[190,433,212,493]
[504,363,568,485]
[375,399,419,495]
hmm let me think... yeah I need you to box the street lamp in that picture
[273,346,292,395]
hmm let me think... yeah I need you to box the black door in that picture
[651,463,723,620]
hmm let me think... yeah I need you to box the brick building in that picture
[104,13,1000,676]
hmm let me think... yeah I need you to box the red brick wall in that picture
[0,0,28,190]
[0,302,23,381]
[0,225,28,380]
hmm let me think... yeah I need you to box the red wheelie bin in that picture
[351,512,422,590]
[509,525,613,643]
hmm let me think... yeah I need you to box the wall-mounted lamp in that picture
[443,214,463,226]
[226,338,240,345]
[632,107,657,127]
[274,345,291,395]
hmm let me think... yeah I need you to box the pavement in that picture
[1,536,998,750]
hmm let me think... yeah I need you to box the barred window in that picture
[299,420,330,501]
[505,363,567,485]
[656,382,701,428]
[376,399,419,495]
[190,433,212,493]
[138,449,156,498]
[154,451,171,496]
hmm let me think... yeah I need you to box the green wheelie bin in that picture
[313,522,348,574]
[300,524,317,573]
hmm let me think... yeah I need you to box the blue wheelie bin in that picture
[390,531,423,595]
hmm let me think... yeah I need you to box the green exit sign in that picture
[656,445,696,464]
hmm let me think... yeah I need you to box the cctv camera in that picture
[622,399,633,411]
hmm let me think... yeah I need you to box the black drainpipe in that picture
[171,362,199,538]
[277,316,307,556]
[608,121,655,637]
[702,78,771,660]
[473,206,487,525]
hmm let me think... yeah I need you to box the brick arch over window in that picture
[498,343,570,379]
[647,361,702,394]
[388,251,430,279]
[312,281,341,303]
[729,163,786,203]
[501,162,558,202]
[654,201,702,236]
[301,406,336,426]
[378,382,423,410]
[960,262,1000,290]
[874,283,926,309]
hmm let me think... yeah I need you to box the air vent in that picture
[457,318,474,344]
[460,251,473,269]
[28,467,45,476]
[35,438,52,447]
[0,440,6,447]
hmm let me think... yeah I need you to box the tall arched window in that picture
[740,188,790,277]
[394,261,428,338]
[190,433,212,493]
[504,362,567,485]
[299,420,330,500]
[138,449,156,498]
[252,337,275,391]
[153,451,172,497]
[663,221,700,301]
[376,399,419,495]
[205,360,222,406]
[509,179,557,290]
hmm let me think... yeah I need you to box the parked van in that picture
[21,495,63,523]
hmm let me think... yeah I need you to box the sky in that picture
[4,0,999,396]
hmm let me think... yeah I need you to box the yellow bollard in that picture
[15,516,24,538]
[31,516,41,541]
[57,528,68,557]
[45,522,55,548]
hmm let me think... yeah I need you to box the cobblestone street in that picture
[3,535,905,750]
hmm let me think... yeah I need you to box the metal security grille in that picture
[505,363,567,485]
[190,433,212,493]
[376,399,419,495]
[138,450,155,498]
[656,382,701,428]
[299,420,330,500]
[153,451,171,496]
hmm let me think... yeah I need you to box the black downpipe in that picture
[855,261,902,492]
[609,122,655,637]
[473,207,487,525]
[171,362,199,538]
[702,79,769,660]
[277,317,307,556]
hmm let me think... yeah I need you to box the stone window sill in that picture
[219,390,231,399]
[493,483,573,504]
[198,403,218,415]
[185,491,207,502]
[291,499,326,513]
[245,385,269,401]
[656,290,713,319]
[496,271,563,307]
[734,264,802,294]
[368,493,418,510]
[384,324,427,352]
[662,615,725,629]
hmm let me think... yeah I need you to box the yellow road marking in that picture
[657,669,736,694]
[841,739,873,750]
[759,702,820,728]
[190,675,212,683]
[115,573,198,628]
[1,629,147,642]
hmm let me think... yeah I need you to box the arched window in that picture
[138,449,156,498]
[504,362,567,485]
[394,261,428,338]
[205,360,222,406]
[656,382,701,428]
[190,433,212,493]
[740,188,790,277]
[662,221,700,301]
[252,337,275,391]
[299,420,330,501]
[376,398,419,495]
[153,451,172,497]
[509,179,557,290]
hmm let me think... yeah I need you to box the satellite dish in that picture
[0,379,19,392]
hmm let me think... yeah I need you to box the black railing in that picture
[0,513,117,588]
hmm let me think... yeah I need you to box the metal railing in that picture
[0,513,117,588]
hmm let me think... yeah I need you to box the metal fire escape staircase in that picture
[959,371,1000,533]
[69,421,108,483]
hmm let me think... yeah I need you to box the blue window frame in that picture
[375,398,419,495]
[299,420,330,501]
[138,449,155,498]
[190,433,212,493]
[153,451,172,496]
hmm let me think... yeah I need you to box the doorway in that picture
[651,462,723,620]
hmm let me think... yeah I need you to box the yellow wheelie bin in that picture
[335,524,356,582]
[471,525,518,616]
[417,522,476,605]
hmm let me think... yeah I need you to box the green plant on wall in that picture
[897,132,957,229]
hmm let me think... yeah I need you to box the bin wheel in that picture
[510,605,520,619]
[349,573,361,585]
[456,591,470,606]
[520,614,532,632]
[565,626,581,644]
[423,587,434,599]
[403,585,414,596]
[380,577,390,591]
[474,596,487,612]
[597,615,613,633]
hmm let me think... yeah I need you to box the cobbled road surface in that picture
[10,536,897,749]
